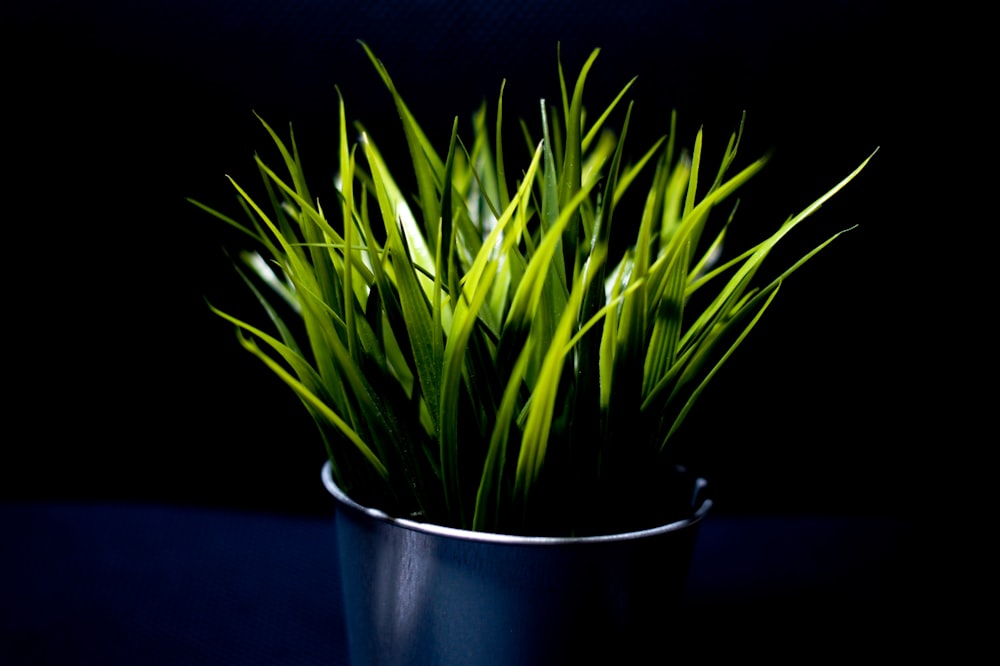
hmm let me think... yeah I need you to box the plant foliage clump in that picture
[193,42,874,536]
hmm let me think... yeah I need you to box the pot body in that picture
[323,461,711,666]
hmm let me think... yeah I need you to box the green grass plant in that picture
[192,42,875,536]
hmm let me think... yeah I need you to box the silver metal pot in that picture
[323,461,711,665]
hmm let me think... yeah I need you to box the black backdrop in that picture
[3,1,952,518]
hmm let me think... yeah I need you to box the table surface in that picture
[1,503,950,664]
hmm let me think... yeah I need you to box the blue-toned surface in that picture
[1,503,936,664]
[2,504,347,665]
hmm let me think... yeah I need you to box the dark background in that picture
[3,1,955,519]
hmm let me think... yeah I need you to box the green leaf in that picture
[360,40,445,243]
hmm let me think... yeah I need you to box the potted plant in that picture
[193,41,874,665]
